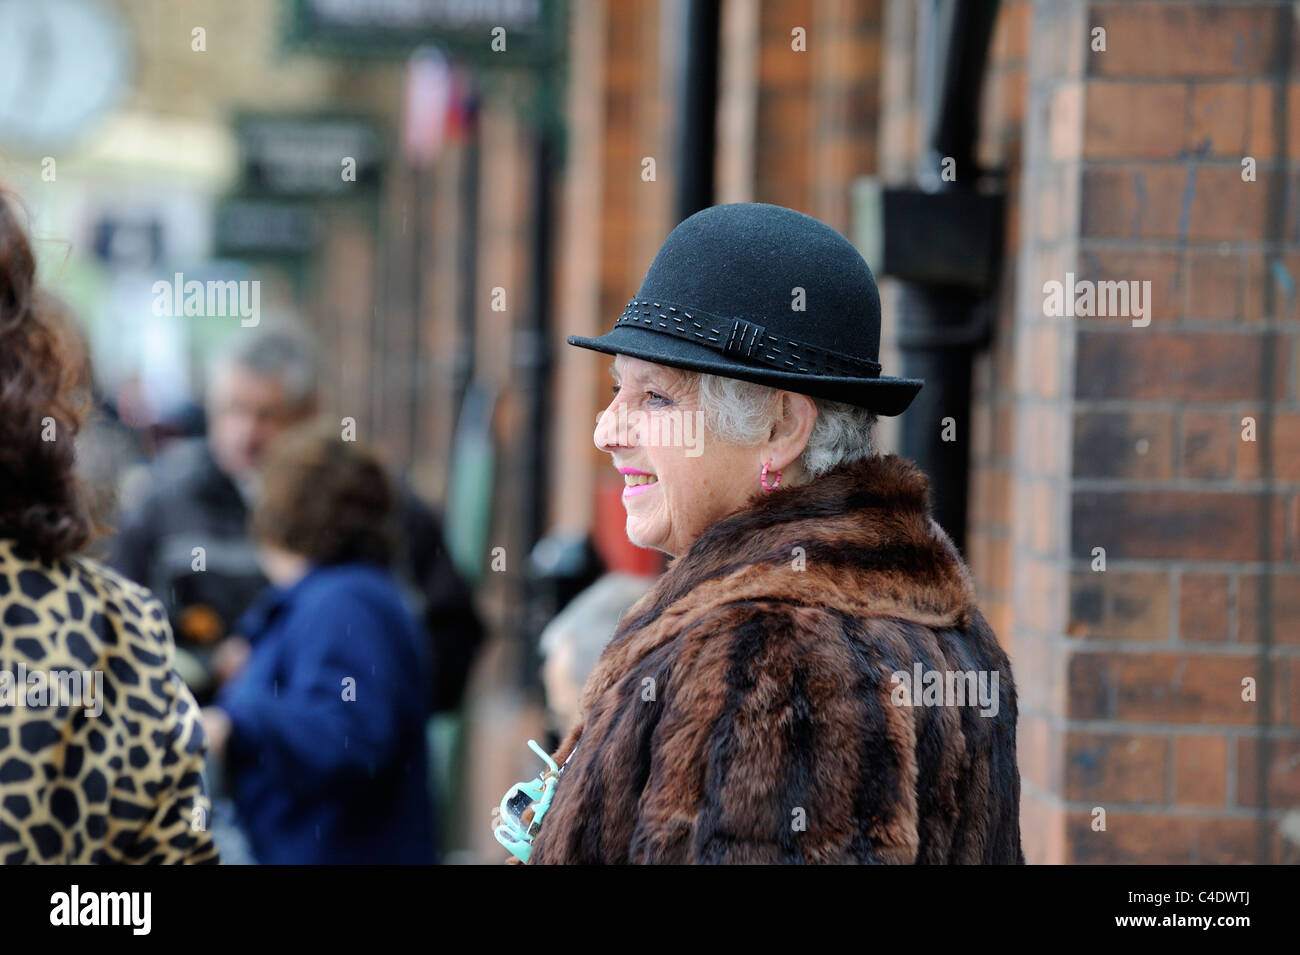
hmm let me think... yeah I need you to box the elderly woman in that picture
[498,202,1022,865]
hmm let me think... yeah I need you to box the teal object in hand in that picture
[494,739,568,863]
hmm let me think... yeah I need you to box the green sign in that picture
[234,114,386,198]
[283,0,564,66]
[213,199,321,257]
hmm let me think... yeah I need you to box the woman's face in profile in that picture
[593,355,764,557]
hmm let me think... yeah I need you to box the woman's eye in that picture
[610,384,670,406]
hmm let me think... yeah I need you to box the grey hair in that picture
[539,573,655,686]
[695,372,878,478]
[210,328,318,410]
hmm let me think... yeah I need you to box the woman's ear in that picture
[766,391,818,473]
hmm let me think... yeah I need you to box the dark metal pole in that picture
[410,163,431,468]
[523,131,555,570]
[894,286,987,546]
[454,86,481,433]
[674,0,720,223]
[894,0,1002,555]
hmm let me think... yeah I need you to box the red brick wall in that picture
[1064,0,1296,864]
[1015,0,1298,863]
[877,0,1297,863]
[729,0,884,233]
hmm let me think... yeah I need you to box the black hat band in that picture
[616,299,882,381]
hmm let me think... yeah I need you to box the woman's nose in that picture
[594,395,629,452]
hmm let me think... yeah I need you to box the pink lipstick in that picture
[618,466,659,498]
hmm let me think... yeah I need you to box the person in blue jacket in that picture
[200,423,438,864]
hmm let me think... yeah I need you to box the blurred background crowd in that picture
[0,0,1295,863]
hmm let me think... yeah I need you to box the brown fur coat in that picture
[529,454,1023,864]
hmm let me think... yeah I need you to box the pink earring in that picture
[761,461,782,492]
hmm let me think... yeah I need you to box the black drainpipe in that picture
[674,0,720,223]
[863,0,1003,555]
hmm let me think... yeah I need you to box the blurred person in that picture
[109,328,483,708]
[74,392,147,559]
[108,330,316,698]
[538,572,655,737]
[0,192,218,864]
[201,423,437,864]
[498,203,1022,864]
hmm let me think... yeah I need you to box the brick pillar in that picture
[550,0,608,535]
[1017,0,1298,864]
[1011,0,1089,866]
[967,0,1029,660]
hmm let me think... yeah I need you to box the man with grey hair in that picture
[110,328,316,698]
[109,327,483,711]
[203,327,320,497]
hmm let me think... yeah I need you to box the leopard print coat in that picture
[0,538,219,864]
[528,454,1023,864]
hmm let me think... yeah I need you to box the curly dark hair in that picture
[251,421,397,567]
[0,192,94,562]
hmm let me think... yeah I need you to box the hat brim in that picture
[567,325,923,417]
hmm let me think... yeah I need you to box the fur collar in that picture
[579,453,977,716]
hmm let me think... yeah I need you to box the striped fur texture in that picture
[528,454,1023,864]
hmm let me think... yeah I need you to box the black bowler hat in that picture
[567,202,922,416]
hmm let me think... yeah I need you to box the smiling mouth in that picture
[622,473,659,497]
